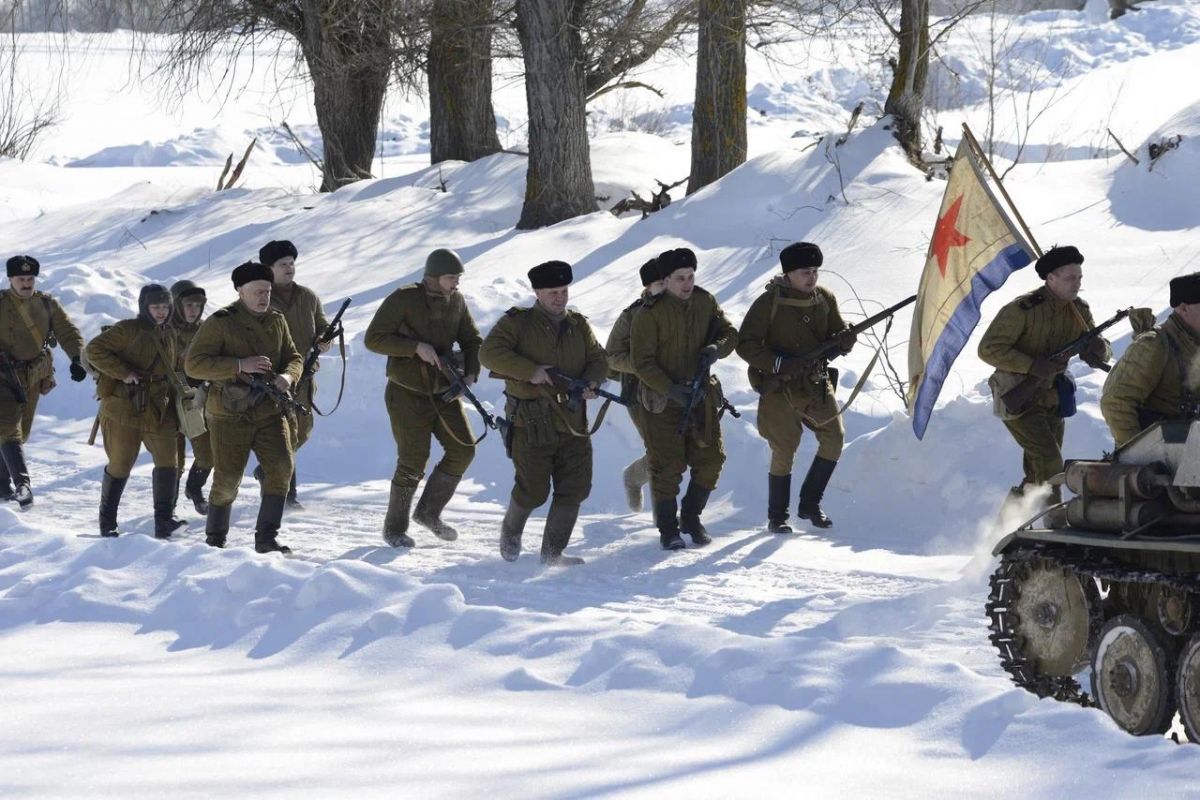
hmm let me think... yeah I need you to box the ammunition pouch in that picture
[1055,372,1077,419]
[126,382,149,414]
[638,382,669,414]
[220,381,265,414]
[505,394,558,447]
[21,351,55,396]
[174,375,207,438]
[988,370,1026,421]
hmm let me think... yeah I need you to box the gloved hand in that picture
[69,358,87,382]
[667,383,692,406]
[1081,337,1108,369]
[834,330,857,354]
[698,344,720,369]
[1029,356,1067,379]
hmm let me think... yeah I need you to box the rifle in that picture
[1000,307,1132,416]
[432,353,511,437]
[546,368,631,413]
[780,294,918,374]
[676,317,742,435]
[298,298,351,391]
[239,372,311,417]
[0,352,28,405]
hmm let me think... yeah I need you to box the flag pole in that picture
[960,123,1042,257]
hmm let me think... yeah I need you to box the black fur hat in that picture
[658,247,697,275]
[1170,273,1200,307]
[232,261,274,289]
[780,242,823,272]
[259,240,298,267]
[639,258,660,286]
[6,255,40,277]
[528,260,573,289]
[1035,245,1084,279]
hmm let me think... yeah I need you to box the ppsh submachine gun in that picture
[240,372,311,417]
[546,368,632,413]
[298,297,351,415]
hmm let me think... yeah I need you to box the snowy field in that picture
[4,2,1200,796]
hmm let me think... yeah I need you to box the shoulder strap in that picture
[11,295,49,351]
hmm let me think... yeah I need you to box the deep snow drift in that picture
[4,3,1200,796]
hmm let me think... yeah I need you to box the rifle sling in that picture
[419,362,487,448]
[307,330,347,416]
[804,316,892,427]
[538,386,612,438]
[9,293,49,353]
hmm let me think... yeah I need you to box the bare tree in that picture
[428,0,502,164]
[514,0,597,229]
[884,0,930,161]
[688,0,748,195]
[0,6,62,160]
[157,0,426,192]
[581,0,694,100]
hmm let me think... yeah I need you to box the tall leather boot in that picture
[413,468,461,541]
[541,501,583,566]
[656,497,685,551]
[679,482,713,546]
[0,454,13,501]
[185,463,211,515]
[254,495,290,554]
[384,482,417,548]
[205,504,231,548]
[767,473,793,533]
[1,440,33,509]
[286,470,302,509]
[98,469,127,537]
[622,456,648,512]
[500,501,534,562]
[797,456,837,528]
[152,467,186,539]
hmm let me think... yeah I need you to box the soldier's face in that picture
[239,280,273,313]
[1045,263,1082,302]
[182,298,205,324]
[1177,303,1200,334]
[535,286,569,315]
[8,276,35,298]
[147,303,171,326]
[647,279,666,296]
[787,267,819,293]
[270,257,296,287]
[437,275,460,294]
[665,268,695,300]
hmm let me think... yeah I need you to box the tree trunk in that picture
[514,0,597,230]
[298,5,392,193]
[429,0,502,164]
[688,0,747,196]
[885,0,930,163]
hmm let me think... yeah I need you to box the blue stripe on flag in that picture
[912,243,1033,439]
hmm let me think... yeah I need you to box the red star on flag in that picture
[931,195,970,277]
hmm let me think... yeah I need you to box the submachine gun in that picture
[546,368,632,413]
[676,318,744,436]
[239,372,311,417]
[297,297,351,415]
[1000,307,1132,417]
[782,294,917,374]
[432,353,511,438]
[0,352,28,405]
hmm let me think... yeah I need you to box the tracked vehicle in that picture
[988,420,1200,738]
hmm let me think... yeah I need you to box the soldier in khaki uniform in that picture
[480,260,609,566]
[605,258,665,512]
[1102,274,1200,447]
[86,284,185,538]
[259,240,330,507]
[736,243,855,532]
[979,245,1110,502]
[364,248,482,548]
[185,262,304,554]
[170,280,213,515]
[630,247,738,551]
[0,255,86,509]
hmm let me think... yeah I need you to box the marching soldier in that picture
[979,245,1110,502]
[259,239,330,507]
[185,262,303,554]
[0,255,86,509]
[736,242,854,532]
[85,284,184,538]
[479,260,608,566]
[630,247,738,551]
[1101,274,1200,447]
[364,248,482,548]
[605,258,665,512]
[170,279,213,515]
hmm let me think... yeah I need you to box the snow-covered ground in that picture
[4,3,1200,796]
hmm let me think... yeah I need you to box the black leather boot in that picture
[1,441,33,509]
[797,456,837,528]
[679,482,713,546]
[540,501,583,566]
[656,498,685,551]
[500,501,533,562]
[0,454,13,501]
[153,466,186,539]
[185,463,211,515]
[205,504,231,548]
[767,473,793,533]
[98,469,127,537]
[384,482,417,548]
[413,468,461,541]
[254,495,290,553]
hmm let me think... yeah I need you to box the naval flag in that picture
[908,135,1037,439]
